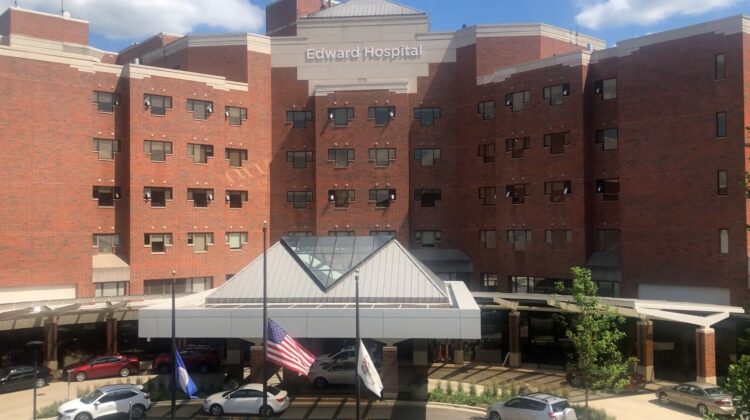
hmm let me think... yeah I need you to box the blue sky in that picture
[8,0,747,52]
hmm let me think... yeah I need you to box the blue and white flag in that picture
[174,351,198,399]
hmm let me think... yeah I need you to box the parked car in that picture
[57,384,151,420]
[656,382,735,416]
[63,354,139,382]
[308,360,383,390]
[566,369,646,392]
[152,347,220,374]
[203,383,289,417]
[0,365,52,393]
[487,393,577,420]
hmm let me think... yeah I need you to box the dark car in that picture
[63,354,140,382]
[152,347,220,374]
[0,365,52,393]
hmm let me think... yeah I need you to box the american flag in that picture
[267,318,316,376]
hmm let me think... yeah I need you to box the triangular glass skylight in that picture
[281,236,391,291]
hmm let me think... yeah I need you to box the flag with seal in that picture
[356,340,383,398]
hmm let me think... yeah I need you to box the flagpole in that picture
[170,269,176,420]
[262,221,268,419]
[355,269,361,420]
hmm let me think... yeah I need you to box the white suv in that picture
[57,384,151,420]
[487,393,577,420]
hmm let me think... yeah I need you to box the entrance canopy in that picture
[139,237,480,341]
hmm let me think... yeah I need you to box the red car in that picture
[152,347,220,374]
[63,354,140,382]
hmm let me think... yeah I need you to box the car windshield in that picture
[81,389,104,404]
[552,401,569,413]
[267,386,281,396]
[705,387,725,397]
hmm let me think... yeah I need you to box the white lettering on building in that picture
[305,44,423,62]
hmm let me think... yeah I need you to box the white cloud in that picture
[11,0,264,39]
[575,0,742,30]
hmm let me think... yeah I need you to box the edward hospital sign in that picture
[305,44,424,61]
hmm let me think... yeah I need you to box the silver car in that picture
[656,382,735,416]
[487,393,577,420]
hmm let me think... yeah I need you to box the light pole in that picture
[170,269,176,420]
[261,221,268,418]
[26,340,43,420]
[354,270,361,420]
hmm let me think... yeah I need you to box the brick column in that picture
[696,327,716,384]
[43,317,58,370]
[105,317,117,355]
[412,339,428,366]
[248,345,279,383]
[226,338,244,380]
[382,346,398,399]
[636,320,654,381]
[508,311,521,367]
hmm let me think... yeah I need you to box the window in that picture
[478,187,496,206]
[328,189,355,208]
[328,107,355,127]
[92,91,120,113]
[144,140,173,161]
[543,83,570,106]
[595,128,618,151]
[370,230,396,237]
[225,106,247,125]
[369,189,396,208]
[144,94,172,116]
[92,234,120,254]
[511,276,560,294]
[186,99,213,120]
[286,151,314,168]
[286,231,313,237]
[414,189,441,207]
[715,54,725,80]
[544,181,572,202]
[543,132,571,154]
[144,187,172,207]
[144,277,213,295]
[414,148,441,166]
[507,230,532,251]
[505,90,530,112]
[92,139,121,160]
[144,233,173,253]
[595,229,620,252]
[717,170,728,195]
[187,188,214,207]
[329,231,355,237]
[226,190,248,208]
[480,230,497,249]
[505,137,530,158]
[477,100,495,119]
[368,148,396,167]
[187,232,213,253]
[415,230,441,247]
[368,106,395,125]
[545,229,572,250]
[716,112,727,137]
[481,273,498,290]
[286,111,313,128]
[95,281,127,297]
[225,148,248,167]
[719,229,729,254]
[287,191,313,209]
[505,184,528,204]
[92,186,121,207]
[478,143,495,163]
[328,149,355,168]
[413,107,441,126]
[187,143,214,163]
[594,79,617,100]
[596,179,620,201]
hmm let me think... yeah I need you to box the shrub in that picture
[469,384,477,397]
[446,382,453,396]
[573,405,615,420]
[37,400,65,418]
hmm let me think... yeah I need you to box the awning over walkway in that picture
[139,237,481,341]
[92,254,130,283]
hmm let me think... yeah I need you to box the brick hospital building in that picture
[0,0,749,307]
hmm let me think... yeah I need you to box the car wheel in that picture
[131,404,146,419]
[209,404,224,416]
[697,404,708,416]
[313,377,328,390]
[35,377,47,388]
[157,364,169,375]
[488,411,501,420]
[198,362,209,374]
[74,413,93,420]
[260,405,274,416]
[119,367,131,377]
[75,372,87,382]
[658,393,669,405]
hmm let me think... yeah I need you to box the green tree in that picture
[724,355,750,418]
[558,267,636,407]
